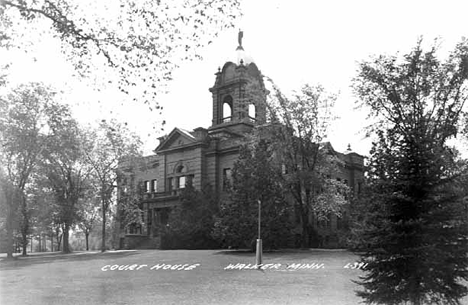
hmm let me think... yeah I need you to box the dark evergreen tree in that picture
[213,138,294,250]
[352,39,468,304]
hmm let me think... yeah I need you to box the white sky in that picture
[3,0,468,156]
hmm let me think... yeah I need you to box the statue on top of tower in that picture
[236,30,244,51]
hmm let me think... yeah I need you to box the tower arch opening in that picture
[222,95,233,123]
[248,103,256,122]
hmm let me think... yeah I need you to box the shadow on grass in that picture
[0,250,140,270]
[213,248,355,260]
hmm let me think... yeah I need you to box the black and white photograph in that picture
[0,1,467,304]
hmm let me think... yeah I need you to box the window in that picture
[145,181,150,193]
[337,215,343,230]
[222,96,233,123]
[248,104,256,121]
[147,209,153,226]
[168,178,173,191]
[127,223,142,235]
[152,179,157,192]
[178,176,186,189]
[223,168,232,190]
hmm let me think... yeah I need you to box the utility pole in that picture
[255,199,262,267]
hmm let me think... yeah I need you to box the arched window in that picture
[248,103,256,121]
[222,95,233,123]
[171,164,192,191]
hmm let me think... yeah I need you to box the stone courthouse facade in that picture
[116,34,364,249]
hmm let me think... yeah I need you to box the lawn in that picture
[0,249,373,305]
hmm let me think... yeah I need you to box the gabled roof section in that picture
[154,127,198,153]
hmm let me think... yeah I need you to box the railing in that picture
[143,190,182,200]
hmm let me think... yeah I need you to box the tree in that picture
[40,103,91,253]
[162,182,219,249]
[0,170,21,257]
[213,138,294,250]
[263,83,349,247]
[84,120,142,252]
[76,189,99,251]
[1,0,241,109]
[352,38,468,305]
[0,82,59,257]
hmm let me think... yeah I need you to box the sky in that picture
[3,0,468,156]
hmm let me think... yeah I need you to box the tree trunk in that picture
[301,215,309,248]
[38,235,42,252]
[62,224,70,253]
[50,233,54,252]
[5,203,14,259]
[101,206,106,252]
[20,197,29,256]
[298,200,310,248]
[21,232,28,256]
[55,227,62,251]
[85,232,89,251]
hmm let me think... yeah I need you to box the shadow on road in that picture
[0,250,140,270]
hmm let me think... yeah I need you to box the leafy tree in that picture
[83,120,142,252]
[40,103,91,253]
[0,170,21,257]
[76,190,99,251]
[213,138,294,250]
[263,83,349,247]
[161,182,218,249]
[352,38,468,305]
[0,82,59,257]
[1,0,241,109]
[115,161,146,242]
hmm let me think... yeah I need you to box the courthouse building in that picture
[116,34,365,249]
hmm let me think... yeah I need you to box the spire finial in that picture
[236,30,244,51]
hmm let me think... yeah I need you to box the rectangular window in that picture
[178,176,186,189]
[152,179,157,193]
[145,181,150,193]
[127,223,142,235]
[168,178,173,191]
[147,209,153,226]
[223,168,232,189]
[281,164,288,175]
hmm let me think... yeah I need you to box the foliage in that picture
[213,139,294,250]
[83,119,142,251]
[264,82,349,247]
[0,82,62,256]
[162,182,219,249]
[352,38,468,305]
[1,0,242,109]
[39,101,91,253]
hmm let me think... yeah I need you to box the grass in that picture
[0,248,449,305]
